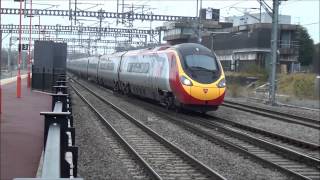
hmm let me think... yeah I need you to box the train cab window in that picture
[185,55,218,71]
[183,54,220,84]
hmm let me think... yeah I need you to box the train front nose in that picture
[190,86,221,104]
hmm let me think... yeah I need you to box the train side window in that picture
[131,63,136,73]
[106,63,114,70]
[127,63,133,72]
[141,63,149,73]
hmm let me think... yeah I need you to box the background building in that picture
[204,23,300,73]
[225,12,291,26]
[160,10,300,73]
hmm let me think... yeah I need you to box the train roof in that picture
[173,43,211,52]
[172,43,213,56]
[69,43,212,61]
[119,43,210,56]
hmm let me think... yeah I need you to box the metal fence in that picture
[15,75,83,180]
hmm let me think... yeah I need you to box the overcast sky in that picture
[1,0,319,48]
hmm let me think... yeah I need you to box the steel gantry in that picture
[1,7,190,44]
[1,29,148,38]
[12,36,146,45]
[1,8,197,22]
[1,24,155,44]
[1,24,159,35]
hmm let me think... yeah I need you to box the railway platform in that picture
[0,76,51,180]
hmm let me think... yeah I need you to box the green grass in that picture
[225,65,268,98]
[278,73,318,99]
[225,64,269,83]
[226,71,318,100]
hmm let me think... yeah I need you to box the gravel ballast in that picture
[211,106,320,145]
[76,79,294,180]
[225,97,319,121]
[71,90,149,180]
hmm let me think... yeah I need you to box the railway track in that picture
[142,106,320,180]
[222,100,320,129]
[203,114,320,159]
[70,77,320,180]
[69,78,226,180]
[81,78,319,159]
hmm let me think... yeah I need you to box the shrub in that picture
[227,83,243,98]
[242,64,269,82]
[278,73,317,99]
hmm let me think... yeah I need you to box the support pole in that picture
[116,0,119,25]
[38,16,40,39]
[8,36,12,74]
[122,0,124,24]
[196,0,198,17]
[99,9,103,40]
[259,0,262,23]
[198,0,202,43]
[17,0,23,98]
[269,0,279,105]
[74,0,77,25]
[27,0,33,88]
[0,0,2,113]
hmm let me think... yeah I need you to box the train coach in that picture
[68,43,226,112]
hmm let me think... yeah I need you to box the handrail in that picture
[42,123,61,178]
[15,76,82,180]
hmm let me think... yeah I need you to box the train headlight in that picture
[217,78,226,88]
[180,76,193,86]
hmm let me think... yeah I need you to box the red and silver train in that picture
[68,43,226,112]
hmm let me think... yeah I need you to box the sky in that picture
[1,0,319,49]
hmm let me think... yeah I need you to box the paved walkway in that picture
[0,77,51,180]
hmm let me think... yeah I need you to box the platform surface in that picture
[1,77,51,180]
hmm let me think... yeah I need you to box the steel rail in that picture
[69,78,226,180]
[137,103,320,180]
[87,79,319,151]
[222,100,320,130]
[224,100,319,123]
[69,82,162,180]
[150,109,314,180]
[189,117,320,179]
[70,77,319,180]
[205,114,320,151]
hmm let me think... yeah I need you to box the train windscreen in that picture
[185,55,218,71]
[183,54,220,84]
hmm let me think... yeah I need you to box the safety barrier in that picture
[15,75,83,180]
